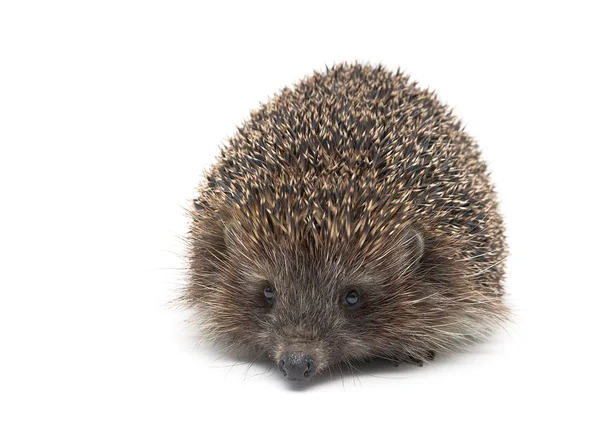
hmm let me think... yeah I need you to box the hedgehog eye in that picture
[343,290,360,307]
[263,285,275,306]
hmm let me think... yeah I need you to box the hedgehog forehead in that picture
[225,203,407,287]
[235,236,384,293]
[227,201,398,260]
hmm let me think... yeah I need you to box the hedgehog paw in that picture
[406,351,436,367]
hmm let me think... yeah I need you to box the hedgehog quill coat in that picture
[186,64,507,382]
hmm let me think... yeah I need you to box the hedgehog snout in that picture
[277,352,317,381]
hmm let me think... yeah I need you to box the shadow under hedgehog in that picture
[183,63,508,383]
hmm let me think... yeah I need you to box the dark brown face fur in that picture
[185,63,508,382]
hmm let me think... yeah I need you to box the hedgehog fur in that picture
[185,63,508,382]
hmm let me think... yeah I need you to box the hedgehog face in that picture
[188,210,430,382]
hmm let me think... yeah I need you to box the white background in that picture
[1,1,599,439]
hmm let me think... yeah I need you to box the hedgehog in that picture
[184,63,508,383]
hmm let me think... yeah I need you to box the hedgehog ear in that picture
[397,227,425,267]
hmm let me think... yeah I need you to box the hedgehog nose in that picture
[278,352,316,381]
